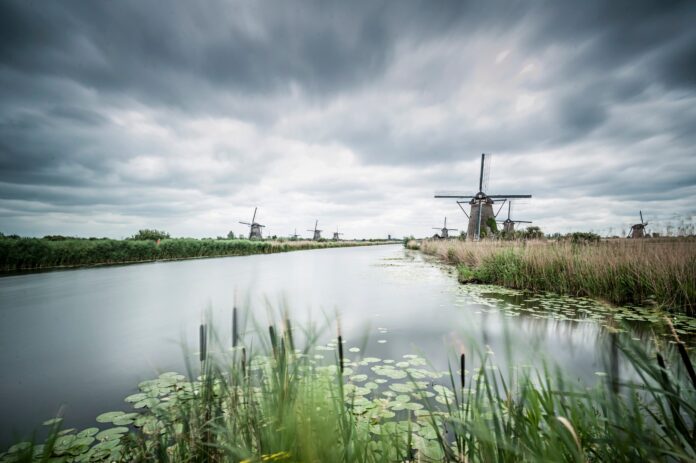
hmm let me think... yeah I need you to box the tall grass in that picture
[0,238,388,273]
[415,238,696,314]
[3,317,695,462]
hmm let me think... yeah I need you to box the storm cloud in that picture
[1,0,694,238]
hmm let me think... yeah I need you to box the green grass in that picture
[0,238,389,273]
[3,316,695,462]
[417,238,696,314]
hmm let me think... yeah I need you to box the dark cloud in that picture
[0,0,694,237]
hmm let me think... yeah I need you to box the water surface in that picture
[0,244,637,445]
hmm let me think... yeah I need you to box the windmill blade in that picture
[434,191,476,198]
[239,221,252,226]
[456,201,470,219]
[482,153,492,193]
[258,224,266,228]
[478,153,485,191]
[514,220,533,224]
[487,194,532,199]
[315,220,318,232]
[640,210,644,224]
[251,207,257,224]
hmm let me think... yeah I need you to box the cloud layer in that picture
[1,0,695,238]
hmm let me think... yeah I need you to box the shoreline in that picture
[407,237,695,315]
[0,239,398,276]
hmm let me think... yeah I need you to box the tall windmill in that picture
[239,207,265,240]
[290,228,299,240]
[628,211,648,238]
[332,227,344,241]
[432,217,457,239]
[435,153,532,240]
[499,202,532,235]
[307,220,322,241]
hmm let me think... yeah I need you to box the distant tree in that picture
[522,226,544,240]
[227,231,235,239]
[130,229,170,241]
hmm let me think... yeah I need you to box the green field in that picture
[0,237,392,273]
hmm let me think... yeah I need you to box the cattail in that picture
[460,353,466,390]
[338,335,344,373]
[232,307,238,348]
[269,325,277,357]
[241,347,247,376]
[199,324,207,363]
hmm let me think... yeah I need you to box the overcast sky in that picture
[1,0,695,239]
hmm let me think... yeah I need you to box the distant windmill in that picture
[435,153,532,240]
[432,217,457,239]
[332,227,344,241]
[290,228,299,240]
[628,211,648,238]
[239,207,265,240]
[498,202,532,234]
[307,220,322,241]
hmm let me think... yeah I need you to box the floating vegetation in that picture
[2,317,695,463]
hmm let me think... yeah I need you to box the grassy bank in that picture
[3,317,695,462]
[0,238,392,273]
[411,238,696,315]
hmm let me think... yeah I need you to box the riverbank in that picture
[0,238,395,273]
[3,318,694,462]
[408,238,696,315]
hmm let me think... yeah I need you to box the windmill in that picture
[290,228,299,240]
[432,217,457,239]
[498,201,532,235]
[239,207,265,240]
[332,227,344,241]
[628,211,648,238]
[307,220,322,240]
[435,153,532,240]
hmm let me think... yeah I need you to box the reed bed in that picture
[413,238,696,314]
[3,317,695,463]
[0,238,389,273]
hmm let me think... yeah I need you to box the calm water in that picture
[0,244,630,445]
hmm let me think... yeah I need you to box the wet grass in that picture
[414,238,696,315]
[2,316,695,462]
[0,238,389,273]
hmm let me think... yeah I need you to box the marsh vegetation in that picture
[410,238,696,315]
[0,236,389,273]
[2,316,695,463]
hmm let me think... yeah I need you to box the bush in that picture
[130,229,171,241]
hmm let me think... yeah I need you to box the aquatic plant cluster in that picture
[2,317,695,463]
[414,238,696,315]
[0,238,388,272]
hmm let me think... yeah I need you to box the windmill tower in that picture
[432,217,457,239]
[332,227,344,241]
[307,220,322,240]
[239,207,265,240]
[499,202,532,235]
[290,229,299,240]
[628,211,648,238]
[435,153,532,240]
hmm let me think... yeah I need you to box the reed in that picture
[4,317,695,463]
[416,238,696,314]
[0,238,390,273]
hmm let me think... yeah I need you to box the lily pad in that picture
[95,411,125,423]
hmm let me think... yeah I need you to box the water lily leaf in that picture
[95,427,128,441]
[76,428,99,438]
[389,383,414,393]
[350,374,368,383]
[348,347,360,353]
[95,411,125,423]
[124,393,148,403]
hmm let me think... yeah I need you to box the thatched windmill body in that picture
[239,207,265,240]
[307,220,322,240]
[435,153,532,240]
[433,217,457,239]
[628,211,648,238]
[332,227,344,241]
[499,202,532,234]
